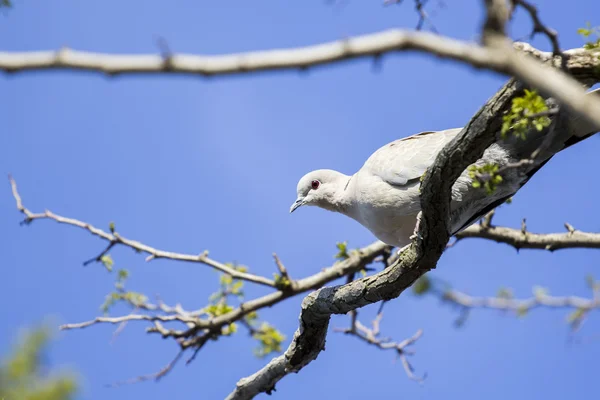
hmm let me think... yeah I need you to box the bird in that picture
[290,89,600,249]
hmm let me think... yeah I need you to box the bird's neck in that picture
[329,174,356,215]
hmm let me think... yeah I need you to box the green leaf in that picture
[225,262,248,274]
[245,311,259,321]
[219,274,233,286]
[566,308,586,324]
[532,285,549,298]
[208,291,223,303]
[516,305,528,317]
[273,273,292,290]
[100,255,114,272]
[221,323,238,336]
[467,163,503,194]
[236,265,248,273]
[252,323,286,358]
[124,291,147,307]
[501,89,551,139]
[577,27,592,37]
[1,323,79,400]
[100,292,119,313]
[584,39,600,50]
[578,24,600,47]
[117,269,129,281]
[206,303,234,317]
[334,241,349,261]
[497,287,513,299]
[230,280,244,295]
[412,275,431,296]
[109,221,116,233]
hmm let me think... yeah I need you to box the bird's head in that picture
[290,169,349,213]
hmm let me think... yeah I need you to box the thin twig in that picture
[105,349,185,387]
[455,221,600,251]
[335,313,425,382]
[511,0,564,67]
[60,314,196,330]
[8,175,276,288]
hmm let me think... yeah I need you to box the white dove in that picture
[290,90,600,248]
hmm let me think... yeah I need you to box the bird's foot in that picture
[396,244,411,256]
[409,211,424,242]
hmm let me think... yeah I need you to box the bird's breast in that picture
[347,178,421,247]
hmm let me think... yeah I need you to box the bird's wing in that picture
[362,128,462,186]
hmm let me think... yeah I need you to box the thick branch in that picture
[0,31,566,77]
[2,30,599,130]
[455,222,600,251]
[225,78,524,400]
[0,30,507,76]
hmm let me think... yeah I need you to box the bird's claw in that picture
[396,244,411,256]
[411,211,424,242]
[409,232,423,241]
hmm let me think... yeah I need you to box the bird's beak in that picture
[290,198,305,213]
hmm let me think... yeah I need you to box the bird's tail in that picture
[503,87,600,163]
[451,88,600,235]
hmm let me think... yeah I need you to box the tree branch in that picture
[9,174,403,375]
[58,240,390,334]
[2,30,598,129]
[443,289,600,313]
[0,30,493,76]
[60,314,195,330]
[6,5,600,395]
[428,279,600,331]
[335,312,425,381]
[225,76,525,400]
[8,174,277,288]
[510,0,562,60]
[454,221,600,251]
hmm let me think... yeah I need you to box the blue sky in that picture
[1,1,599,399]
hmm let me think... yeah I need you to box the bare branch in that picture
[272,253,297,290]
[1,31,598,129]
[8,175,277,288]
[437,280,600,331]
[59,313,196,330]
[482,0,510,39]
[44,233,390,339]
[335,312,425,381]
[511,0,562,60]
[82,241,116,267]
[384,0,438,32]
[443,289,600,313]
[481,209,495,228]
[106,350,185,387]
[455,222,600,251]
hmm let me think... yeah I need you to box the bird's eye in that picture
[311,180,320,190]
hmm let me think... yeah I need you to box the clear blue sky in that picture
[1,1,599,399]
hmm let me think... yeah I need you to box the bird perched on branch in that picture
[290,89,600,248]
